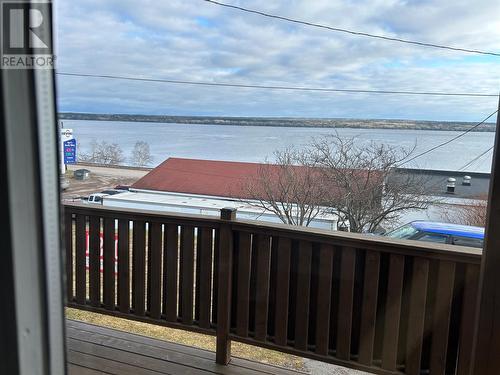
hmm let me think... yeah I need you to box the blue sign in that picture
[63,139,77,164]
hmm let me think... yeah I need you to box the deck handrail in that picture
[63,203,480,375]
[63,203,481,262]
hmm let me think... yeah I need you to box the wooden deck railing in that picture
[63,203,482,375]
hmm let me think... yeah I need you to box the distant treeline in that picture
[58,112,496,132]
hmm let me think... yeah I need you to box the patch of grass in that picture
[66,308,305,371]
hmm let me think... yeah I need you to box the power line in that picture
[459,146,494,171]
[56,72,498,98]
[399,110,499,166]
[203,0,500,57]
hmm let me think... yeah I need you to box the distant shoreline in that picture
[58,112,496,132]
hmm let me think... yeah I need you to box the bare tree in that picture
[130,141,154,167]
[241,148,328,226]
[441,195,488,227]
[241,135,432,232]
[310,134,431,233]
[78,140,98,163]
[79,139,125,165]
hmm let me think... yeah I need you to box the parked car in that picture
[114,185,130,191]
[100,189,124,195]
[85,193,107,204]
[385,221,484,248]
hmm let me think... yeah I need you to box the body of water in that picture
[65,120,495,173]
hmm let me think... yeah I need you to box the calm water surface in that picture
[65,120,495,173]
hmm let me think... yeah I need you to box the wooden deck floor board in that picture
[68,364,110,375]
[67,325,273,375]
[67,331,223,374]
[68,349,168,375]
[67,320,302,375]
[69,338,213,375]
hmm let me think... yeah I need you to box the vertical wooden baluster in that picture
[212,229,220,325]
[294,241,312,351]
[358,250,380,366]
[381,254,405,371]
[216,208,235,365]
[178,227,183,318]
[236,232,252,337]
[405,257,430,375]
[195,228,201,323]
[267,240,278,343]
[336,247,356,360]
[254,234,272,342]
[315,244,334,355]
[457,264,480,375]
[149,221,162,319]
[75,214,86,305]
[64,210,74,302]
[133,220,146,316]
[103,217,115,310]
[117,219,130,313]
[198,227,213,329]
[164,224,179,322]
[88,215,100,307]
[430,261,456,375]
[274,237,291,346]
[180,225,195,325]
[147,223,151,313]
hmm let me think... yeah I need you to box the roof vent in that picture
[446,177,456,194]
[462,175,472,186]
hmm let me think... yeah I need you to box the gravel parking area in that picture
[62,164,148,201]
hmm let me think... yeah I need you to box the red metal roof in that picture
[132,158,284,199]
[132,157,380,201]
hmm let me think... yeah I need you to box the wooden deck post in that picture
[471,98,500,375]
[216,207,236,365]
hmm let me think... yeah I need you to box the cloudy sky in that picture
[55,0,500,121]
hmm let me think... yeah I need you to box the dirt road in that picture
[62,164,149,201]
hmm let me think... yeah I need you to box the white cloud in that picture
[55,0,500,121]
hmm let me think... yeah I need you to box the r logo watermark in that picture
[1,0,55,69]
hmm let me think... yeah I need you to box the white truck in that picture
[85,189,125,204]
[84,188,340,231]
